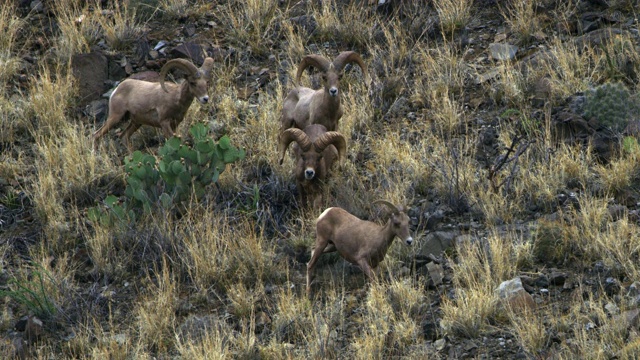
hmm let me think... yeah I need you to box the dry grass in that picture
[2,0,640,358]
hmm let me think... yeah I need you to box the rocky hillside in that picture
[1,0,640,358]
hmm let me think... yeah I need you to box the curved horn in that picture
[199,57,214,78]
[313,132,346,160]
[332,51,367,77]
[159,58,199,93]
[373,200,400,214]
[278,128,312,165]
[296,55,331,85]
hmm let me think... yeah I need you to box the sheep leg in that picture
[120,122,141,151]
[356,259,375,281]
[306,239,330,296]
[92,111,125,147]
[160,122,175,140]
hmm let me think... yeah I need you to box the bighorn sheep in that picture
[280,51,367,133]
[306,201,413,296]
[93,57,214,149]
[278,124,346,209]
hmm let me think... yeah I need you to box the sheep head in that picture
[296,51,367,98]
[278,127,346,180]
[373,200,413,245]
[159,57,213,104]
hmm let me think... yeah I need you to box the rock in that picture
[23,316,44,342]
[615,309,640,330]
[573,28,623,50]
[435,338,447,351]
[488,43,518,61]
[71,52,109,107]
[604,302,620,316]
[289,15,317,36]
[604,277,621,296]
[427,262,444,287]
[170,42,206,65]
[495,277,536,311]
[628,282,640,297]
[549,271,568,286]
[128,70,161,82]
[418,231,459,257]
[83,99,109,123]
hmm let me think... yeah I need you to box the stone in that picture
[24,316,44,342]
[488,43,518,61]
[427,262,444,287]
[71,52,109,107]
[418,231,459,258]
[495,277,536,311]
[170,42,206,65]
[604,302,620,316]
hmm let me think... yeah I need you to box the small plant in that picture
[0,266,57,319]
[582,82,640,132]
[622,136,640,156]
[89,123,245,226]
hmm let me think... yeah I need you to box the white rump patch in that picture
[317,207,334,221]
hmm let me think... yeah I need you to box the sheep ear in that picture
[200,57,214,78]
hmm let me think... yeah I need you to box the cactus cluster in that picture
[89,122,245,227]
[582,82,640,132]
[157,122,246,203]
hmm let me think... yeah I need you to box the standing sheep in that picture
[280,51,367,133]
[93,57,214,150]
[307,201,413,296]
[279,124,346,209]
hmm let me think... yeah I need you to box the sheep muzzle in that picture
[304,168,316,180]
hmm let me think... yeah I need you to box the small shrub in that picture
[582,82,640,132]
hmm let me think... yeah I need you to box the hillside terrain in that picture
[1,0,640,358]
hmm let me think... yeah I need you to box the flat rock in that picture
[488,43,518,61]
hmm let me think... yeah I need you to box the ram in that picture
[280,51,367,133]
[279,124,346,209]
[93,57,214,149]
[306,201,413,296]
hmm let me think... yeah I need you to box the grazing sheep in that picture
[306,200,413,296]
[280,51,367,133]
[279,124,346,209]
[92,57,214,149]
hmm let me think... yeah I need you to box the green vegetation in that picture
[88,122,245,225]
[583,82,640,131]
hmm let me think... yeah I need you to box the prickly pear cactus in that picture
[89,122,245,227]
[124,151,160,213]
[158,122,246,203]
[582,82,640,132]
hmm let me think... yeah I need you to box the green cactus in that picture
[89,122,246,227]
[582,82,640,132]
